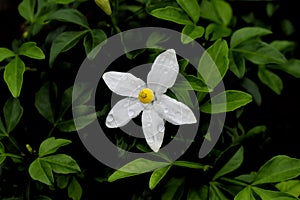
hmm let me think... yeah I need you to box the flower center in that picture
[138,88,154,104]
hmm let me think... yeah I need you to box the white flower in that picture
[102,49,197,152]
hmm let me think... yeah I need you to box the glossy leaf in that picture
[209,183,228,199]
[57,112,98,132]
[83,29,107,59]
[239,40,287,65]
[200,0,232,25]
[35,82,57,123]
[47,9,89,29]
[42,154,81,174]
[234,186,256,200]
[200,90,252,114]
[29,158,54,185]
[253,155,300,185]
[176,0,200,23]
[229,51,246,79]
[275,59,300,78]
[188,185,209,200]
[48,0,75,4]
[68,177,82,200]
[3,98,23,133]
[39,137,72,157]
[108,158,169,182]
[0,118,5,134]
[18,42,45,59]
[205,23,232,41]
[252,187,298,200]
[181,25,204,44]
[4,57,25,98]
[149,165,172,190]
[18,0,35,22]
[276,180,300,197]
[270,40,296,53]
[0,48,15,62]
[49,30,88,67]
[198,39,229,89]
[258,67,283,95]
[230,27,272,48]
[173,161,207,169]
[150,6,193,25]
[213,146,244,180]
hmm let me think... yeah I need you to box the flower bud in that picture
[95,0,112,16]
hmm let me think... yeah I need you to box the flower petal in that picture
[142,109,165,152]
[147,49,179,94]
[103,72,145,97]
[154,94,197,125]
[106,98,143,128]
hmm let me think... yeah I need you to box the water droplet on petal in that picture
[146,122,151,127]
[158,124,165,132]
[164,107,168,113]
[163,68,169,74]
[128,110,135,117]
[107,114,114,122]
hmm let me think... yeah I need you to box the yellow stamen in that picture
[138,88,154,104]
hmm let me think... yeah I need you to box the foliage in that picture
[0,0,300,199]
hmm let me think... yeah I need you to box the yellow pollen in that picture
[138,88,154,103]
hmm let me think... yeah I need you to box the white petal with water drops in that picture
[147,49,179,95]
[106,98,143,128]
[154,94,197,125]
[103,71,145,97]
[142,109,165,152]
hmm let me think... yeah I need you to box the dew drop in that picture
[107,114,114,122]
[163,68,169,74]
[146,123,151,127]
[147,137,154,143]
[164,107,168,113]
[128,110,135,117]
[158,124,165,132]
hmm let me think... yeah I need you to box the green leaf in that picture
[234,40,287,65]
[161,177,185,200]
[258,67,283,95]
[56,175,70,189]
[149,165,172,190]
[48,0,76,4]
[0,142,6,164]
[230,27,272,48]
[18,42,45,59]
[29,158,54,185]
[229,51,246,79]
[150,6,193,25]
[49,30,88,67]
[39,137,72,157]
[173,161,207,169]
[68,177,82,200]
[3,98,23,133]
[188,185,209,200]
[0,118,5,134]
[270,40,296,53]
[83,29,107,59]
[35,82,57,123]
[213,146,244,180]
[174,75,210,92]
[3,57,25,98]
[18,0,35,22]
[209,182,228,199]
[252,187,298,200]
[47,9,89,29]
[181,25,204,44]
[108,158,169,182]
[200,0,232,25]
[234,186,256,200]
[241,78,262,106]
[200,90,252,114]
[276,180,300,197]
[275,59,300,78]
[205,23,232,41]
[253,155,300,185]
[42,154,81,174]
[0,48,16,62]
[246,125,267,137]
[212,0,232,26]
[176,0,200,23]
[198,39,229,89]
[57,112,98,132]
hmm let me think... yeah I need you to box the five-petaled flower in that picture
[102,49,197,152]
